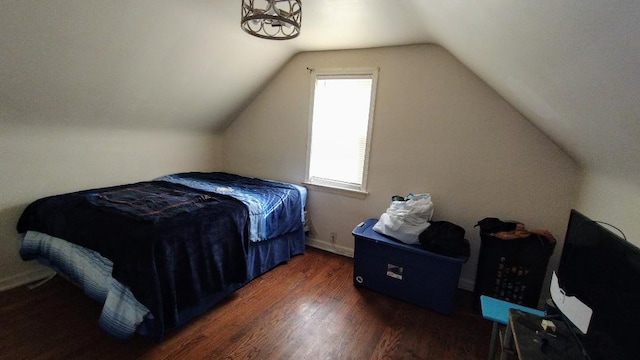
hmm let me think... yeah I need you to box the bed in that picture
[16,172,307,341]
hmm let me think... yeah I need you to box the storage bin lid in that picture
[353,218,468,263]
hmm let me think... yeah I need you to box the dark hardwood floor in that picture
[0,247,491,359]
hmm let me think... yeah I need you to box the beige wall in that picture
[577,172,640,247]
[5,43,635,301]
[0,122,223,290]
[223,44,581,291]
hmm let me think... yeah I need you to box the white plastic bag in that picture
[373,193,434,244]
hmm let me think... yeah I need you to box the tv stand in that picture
[502,309,584,360]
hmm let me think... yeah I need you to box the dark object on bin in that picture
[419,220,470,258]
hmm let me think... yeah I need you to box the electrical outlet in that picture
[330,232,337,244]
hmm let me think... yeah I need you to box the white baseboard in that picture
[0,268,56,292]
[458,277,475,292]
[306,237,354,258]
[306,236,476,292]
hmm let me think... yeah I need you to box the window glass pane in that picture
[308,74,374,190]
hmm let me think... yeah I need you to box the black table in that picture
[501,309,585,360]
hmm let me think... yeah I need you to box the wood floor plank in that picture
[0,247,491,360]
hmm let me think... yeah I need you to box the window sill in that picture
[302,182,368,199]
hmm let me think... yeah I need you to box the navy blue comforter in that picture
[17,181,249,340]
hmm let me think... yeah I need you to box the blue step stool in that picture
[480,295,545,360]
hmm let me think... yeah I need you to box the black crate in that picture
[474,232,555,308]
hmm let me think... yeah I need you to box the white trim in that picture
[305,236,355,258]
[302,181,368,199]
[0,267,56,292]
[458,277,475,292]
[304,67,379,195]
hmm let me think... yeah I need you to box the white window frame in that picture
[304,67,379,198]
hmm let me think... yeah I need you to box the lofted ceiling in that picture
[1,1,639,181]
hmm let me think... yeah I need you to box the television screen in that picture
[557,210,640,360]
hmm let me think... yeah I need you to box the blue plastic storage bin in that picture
[352,218,467,314]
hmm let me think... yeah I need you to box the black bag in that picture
[474,217,518,234]
[419,221,470,258]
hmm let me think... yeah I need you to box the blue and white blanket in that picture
[19,231,151,339]
[157,172,306,242]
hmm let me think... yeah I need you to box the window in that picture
[305,68,378,195]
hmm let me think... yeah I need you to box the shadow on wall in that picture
[0,203,54,291]
[1,204,28,253]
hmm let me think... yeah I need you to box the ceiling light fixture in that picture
[241,0,302,40]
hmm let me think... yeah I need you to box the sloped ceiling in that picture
[1,1,639,180]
